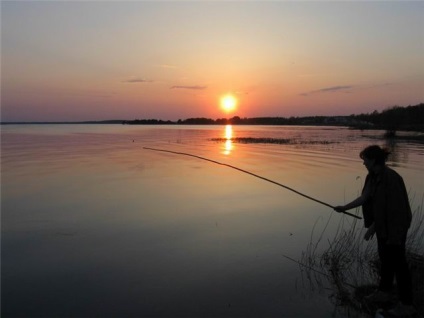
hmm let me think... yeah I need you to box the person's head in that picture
[360,145,390,172]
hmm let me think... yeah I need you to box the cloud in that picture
[170,85,207,90]
[123,78,154,83]
[54,89,116,99]
[319,85,352,93]
[300,81,402,97]
[365,81,396,89]
[300,85,353,97]
[158,64,177,69]
[234,89,251,96]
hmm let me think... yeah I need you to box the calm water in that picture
[1,124,423,317]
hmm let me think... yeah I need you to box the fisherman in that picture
[334,145,416,317]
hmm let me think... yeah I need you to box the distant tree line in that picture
[123,103,424,132]
[122,119,175,125]
[123,116,340,126]
[348,103,424,133]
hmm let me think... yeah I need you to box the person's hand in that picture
[334,206,346,213]
[364,223,375,241]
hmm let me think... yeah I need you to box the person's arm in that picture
[334,194,367,212]
[334,178,371,212]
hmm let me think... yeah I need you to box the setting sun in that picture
[220,94,237,113]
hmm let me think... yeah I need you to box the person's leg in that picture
[378,238,395,292]
[365,237,394,303]
[392,242,413,305]
[385,237,416,317]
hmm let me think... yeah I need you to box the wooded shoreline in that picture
[2,103,423,133]
[123,103,424,133]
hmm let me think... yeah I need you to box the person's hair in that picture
[360,145,390,165]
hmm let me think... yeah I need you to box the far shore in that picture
[2,103,423,134]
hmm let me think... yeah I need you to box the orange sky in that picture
[1,1,423,121]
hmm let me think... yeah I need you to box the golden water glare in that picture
[223,124,233,155]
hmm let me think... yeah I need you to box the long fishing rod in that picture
[143,146,361,220]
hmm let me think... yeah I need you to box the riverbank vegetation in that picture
[298,196,424,317]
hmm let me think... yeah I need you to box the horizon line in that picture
[0,114,358,125]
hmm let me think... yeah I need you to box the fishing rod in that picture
[143,146,361,220]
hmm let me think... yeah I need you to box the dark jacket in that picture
[362,166,412,244]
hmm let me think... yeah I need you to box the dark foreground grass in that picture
[298,196,424,317]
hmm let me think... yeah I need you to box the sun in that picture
[220,94,238,113]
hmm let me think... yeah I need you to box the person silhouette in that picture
[334,145,415,317]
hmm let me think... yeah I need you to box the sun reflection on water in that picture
[223,124,233,155]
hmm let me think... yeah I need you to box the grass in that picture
[209,137,337,145]
[298,195,424,317]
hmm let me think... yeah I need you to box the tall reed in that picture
[299,195,424,317]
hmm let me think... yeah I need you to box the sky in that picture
[1,1,423,122]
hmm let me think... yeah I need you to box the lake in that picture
[1,124,423,317]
